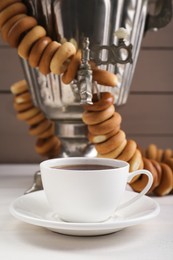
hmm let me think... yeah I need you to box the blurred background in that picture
[0,16,173,164]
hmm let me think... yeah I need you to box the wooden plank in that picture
[131,50,173,92]
[0,48,24,91]
[117,94,173,135]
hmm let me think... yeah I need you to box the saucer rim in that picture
[9,190,160,233]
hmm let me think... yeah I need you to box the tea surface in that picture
[51,164,117,170]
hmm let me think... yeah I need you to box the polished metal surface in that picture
[21,0,171,158]
[23,0,149,112]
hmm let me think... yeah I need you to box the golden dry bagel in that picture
[146,144,158,160]
[10,79,60,159]
[0,2,27,29]
[26,112,46,126]
[50,42,76,75]
[95,130,126,155]
[7,16,37,47]
[14,92,32,104]
[129,149,143,173]
[150,159,162,185]
[92,68,117,87]
[117,139,137,162]
[162,149,173,162]
[46,141,61,159]
[28,119,52,137]
[16,107,40,121]
[127,149,143,183]
[39,41,61,75]
[38,123,55,139]
[35,136,61,156]
[88,127,120,144]
[130,157,159,194]
[13,101,33,112]
[154,163,173,196]
[165,158,173,171]
[10,79,28,95]
[62,53,117,86]
[0,0,22,12]
[18,25,47,59]
[82,104,115,125]
[28,36,52,68]
[83,92,114,112]
[156,149,164,162]
[129,175,148,194]
[97,139,127,159]
[88,112,121,135]
[62,50,81,84]
[0,13,26,42]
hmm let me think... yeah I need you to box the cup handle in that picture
[118,170,153,210]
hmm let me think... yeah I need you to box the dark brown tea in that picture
[51,164,117,170]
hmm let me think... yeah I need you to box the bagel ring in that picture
[146,144,158,160]
[28,36,52,67]
[154,163,173,196]
[97,139,127,159]
[117,139,137,162]
[95,130,126,155]
[92,68,117,87]
[16,107,40,121]
[7,16,37,47]
[35,136,61,156]
[62,49,81,84]
[88,112,121,135]
[39,41,61,75]
[0,2,27,29]
[50,42,76,75]
[14,92,32,104]
[129,149,143,173]
[82,104,115,125]
[10,79,28,95]
[0,0,22,12]
[130,157,159,194]
[13,101,33,112]
[38,123,55,139]
[84,92,114,112]
[88,127,120,144]
[29,119,52,137]
[18,25,47,59]
[0,13,26,42]
[26,112,46,126]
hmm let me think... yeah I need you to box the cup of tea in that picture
[40,157,153,223]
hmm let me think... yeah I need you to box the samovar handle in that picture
[145,0,172,31]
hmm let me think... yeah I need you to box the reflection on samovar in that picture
[21,0,172,158]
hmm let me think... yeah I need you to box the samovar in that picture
[20,0,172,192]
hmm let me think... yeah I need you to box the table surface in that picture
[0,164,173,260]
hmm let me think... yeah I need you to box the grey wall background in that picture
[0,17,173,164]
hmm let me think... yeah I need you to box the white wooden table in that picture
[0,164,173,260]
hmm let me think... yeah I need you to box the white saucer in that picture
[9,190,160,236]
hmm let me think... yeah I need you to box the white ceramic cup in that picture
[40,157,153,223]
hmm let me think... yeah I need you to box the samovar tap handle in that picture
[77,37,94,105]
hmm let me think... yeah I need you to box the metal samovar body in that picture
[22,0,172,158]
